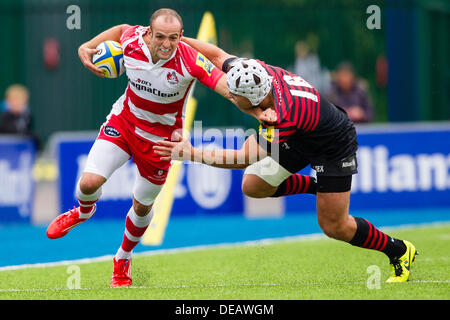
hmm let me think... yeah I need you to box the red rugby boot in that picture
[110,258,132,287]
[46,205,96,239]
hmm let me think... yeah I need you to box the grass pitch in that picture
[0,224,449,300]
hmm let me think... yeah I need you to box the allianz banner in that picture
[0,136,36,222]
[351,125,450,209]
[286,124,450,212]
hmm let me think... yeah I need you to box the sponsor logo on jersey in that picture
[130,78,180,98]
[127,45,139,55]
[259,125,275,142]
[196,53,214,76]
[104,126,121,137]
[341,155,357,171]
[124,40,143,57]
[314,165,324,173]
[166,71,179,85]
[342,159,356,168]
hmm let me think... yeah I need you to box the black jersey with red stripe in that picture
[258,60,357,161]
[262,61,321,140]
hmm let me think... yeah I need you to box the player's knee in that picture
[132,198,152,217]
[318,218,340,239]
[317,216,350,241]
[79,173,105,195]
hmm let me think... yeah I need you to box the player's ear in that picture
[180,29,184,39]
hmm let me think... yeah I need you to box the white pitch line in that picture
[0,233,325,272]
[0,221,448,273]
[410,280,450,283]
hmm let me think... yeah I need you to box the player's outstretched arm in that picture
[154,132,268,169]
[78,24,126,77]
[182,36,234,71]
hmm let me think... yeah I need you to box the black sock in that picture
[271,174,316,197]
[349,217,407,259]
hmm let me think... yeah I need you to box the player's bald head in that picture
[149,8,183,31]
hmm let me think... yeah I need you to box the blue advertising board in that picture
[54,123,450,219]
[0,135,36,223]
[285,123,450,213]
[54,129,245,219]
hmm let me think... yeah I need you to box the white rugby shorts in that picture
[83,139,163,206]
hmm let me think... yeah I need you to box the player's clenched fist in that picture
[260,108,277,123]
[78,45,105,77]
[154,131,193,162]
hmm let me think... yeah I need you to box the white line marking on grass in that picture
[0,255,116,272]
[0,233,326,272]
[377,220,450,233]
[409,280,450,284]
[1,221,448,273]
[125,283,284,290]
[416,257,450,262]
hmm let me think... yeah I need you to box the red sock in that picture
[77,199,97,214]
[75,182,101,216]
[116,207,153,260]
[271,174,317,197]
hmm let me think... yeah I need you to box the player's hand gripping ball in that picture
[92,41,125,78]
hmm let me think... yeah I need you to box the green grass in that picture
[0,224,449,300]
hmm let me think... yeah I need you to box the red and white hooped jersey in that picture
[108,25,223,144]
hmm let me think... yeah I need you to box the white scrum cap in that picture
[226,58,273,106]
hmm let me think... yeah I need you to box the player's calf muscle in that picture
[316,192,355,241]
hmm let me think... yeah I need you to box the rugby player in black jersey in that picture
[154,37,418,283]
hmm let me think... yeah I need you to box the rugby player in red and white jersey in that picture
[46,9,273,287]
[155,37,419,283]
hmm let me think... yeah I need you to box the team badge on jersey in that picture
[196,53,214,76]
[148,168,167,183]
[259,124,275,142]
[166,71,179,85]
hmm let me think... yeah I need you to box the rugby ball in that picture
[92,40,125,78]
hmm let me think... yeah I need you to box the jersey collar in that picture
[271,77,284,124]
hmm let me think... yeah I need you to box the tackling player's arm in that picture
[182,36,277,124]
[182,36,234,72]
[154,132,268,169]
[78,24,127,77]
[181,36,237,103]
